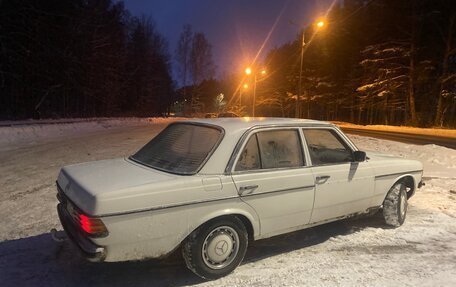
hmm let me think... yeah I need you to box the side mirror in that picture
[353,151,366,162]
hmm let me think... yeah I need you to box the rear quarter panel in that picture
[90,176,260,262]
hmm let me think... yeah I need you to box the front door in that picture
[302,128,375,223]
[230,128,315,238]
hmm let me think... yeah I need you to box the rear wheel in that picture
[383,182,408,227]
[182,217,248,280]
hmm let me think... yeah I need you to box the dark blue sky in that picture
[123,0,333,81]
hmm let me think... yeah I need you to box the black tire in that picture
[383,182,408,227]
[182,216,248,280]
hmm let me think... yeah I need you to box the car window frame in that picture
[234,133,262,171]
[231,127,308,174]
[301,127,356,167]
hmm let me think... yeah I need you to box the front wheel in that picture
[383,182,408,227]
[182,217,248,280]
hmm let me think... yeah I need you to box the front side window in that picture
[303,129,353,165]
[235,129,304,171]
[131,123,223,175]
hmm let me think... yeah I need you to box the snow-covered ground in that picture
[0,117,181,150]
[0,119,455,287]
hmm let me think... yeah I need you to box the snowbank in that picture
[349,134,456,178]
[0,117,183,149]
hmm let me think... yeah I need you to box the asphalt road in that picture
[341,127,456,149]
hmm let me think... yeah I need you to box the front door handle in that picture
[239,184,258,195]
[315,175,330,183]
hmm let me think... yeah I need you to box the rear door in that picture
[230,128,315,238]
[302,128,375,223]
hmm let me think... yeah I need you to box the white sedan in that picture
[55,118,424,279]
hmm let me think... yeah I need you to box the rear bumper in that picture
[57,203,106,262]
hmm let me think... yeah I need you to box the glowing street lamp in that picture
[296,19,326,118]
[245,67,252,75]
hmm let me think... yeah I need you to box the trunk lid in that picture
[57,158,185,216]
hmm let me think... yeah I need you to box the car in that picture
[217,111,239,118]
[204,113,217,118]
[55,118,424,279]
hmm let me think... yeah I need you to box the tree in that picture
[356,42,410,125]
[252,0,456,128]
[175,24,193,88]
[261,43,299,117]
[189,32,216,110]
[189,32,216,85]
[434,11,456,126]
[0,0,174,120]
[125,16,173,116]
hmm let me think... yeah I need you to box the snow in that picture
[0,120,455,286]
[356,75,409,93]
[376,47,405,54]
[0,117,184,151]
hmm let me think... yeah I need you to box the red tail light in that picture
[78,214,108,237]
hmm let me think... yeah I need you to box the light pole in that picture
[240,83,248,106]
[245,67,266,117]
[296,20,325,118]
[296,32,305,118]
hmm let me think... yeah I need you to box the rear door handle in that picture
[239,184,258,195]
[315,175,330,183]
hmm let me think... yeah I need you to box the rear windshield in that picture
[130,123,223,175]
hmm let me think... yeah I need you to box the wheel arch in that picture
[184,210,259,244]
[400,175,415,198]
[385,175,416,201]
[181,211,253,279]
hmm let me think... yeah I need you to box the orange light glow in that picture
[243,83,249,89]
[245,67,252,75]
[316,21,325,28]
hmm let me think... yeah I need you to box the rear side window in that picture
[131,123,223,175]
[303,129,353,165]
[235,129,304,171]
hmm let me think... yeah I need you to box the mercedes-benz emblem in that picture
[215,240,228,255]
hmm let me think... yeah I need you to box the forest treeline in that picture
[218,0,456,127]
[0,0,173,119]
[1,0,455,127]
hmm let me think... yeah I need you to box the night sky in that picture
[123,0,334,81]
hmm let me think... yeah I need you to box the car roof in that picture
[177,117,333,134]
[173,117,335,175]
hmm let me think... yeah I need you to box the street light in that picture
[245,67,267,117]
[296,19,325,118]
